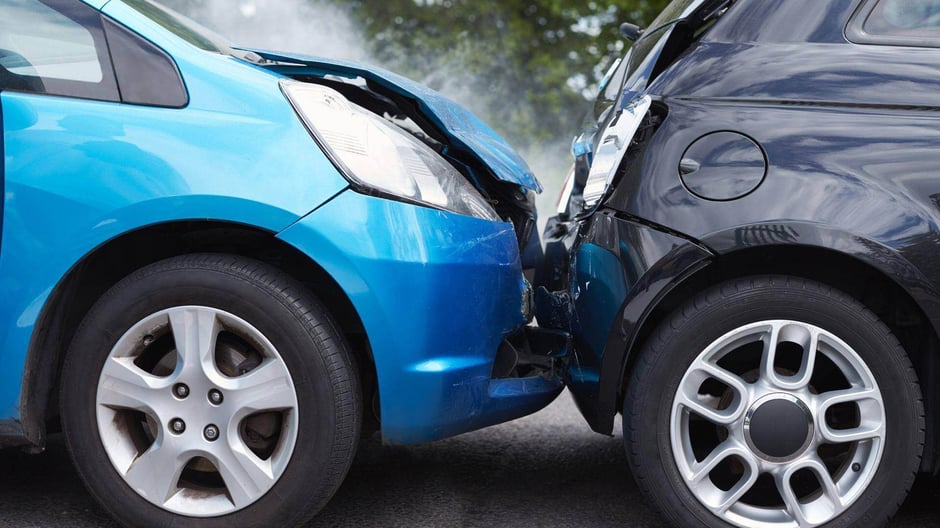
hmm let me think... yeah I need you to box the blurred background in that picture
[160,0,669,219]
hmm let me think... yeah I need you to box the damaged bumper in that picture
[536,210,712,433]
[279,190,564,444]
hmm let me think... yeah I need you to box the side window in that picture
[0,0,119,100]
[102,17,189,108]
[848,0,940,47]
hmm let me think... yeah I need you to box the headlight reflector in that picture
[281,80,500,221]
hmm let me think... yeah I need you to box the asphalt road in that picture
[1,391,939,528]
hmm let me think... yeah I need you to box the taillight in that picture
[581,95,652,209]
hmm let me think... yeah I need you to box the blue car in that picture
[0,0,563,525]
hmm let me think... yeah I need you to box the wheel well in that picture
[623,245,940,472]
[21,221,378,445]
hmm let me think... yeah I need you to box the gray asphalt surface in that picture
[1,391,938,527]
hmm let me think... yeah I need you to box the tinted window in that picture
[849,0,940,47]
[866,0,940,36]
[103,17,188,108]
[0,0,119,100]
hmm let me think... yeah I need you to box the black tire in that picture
[60,254,361,528]
[624,276,924,528]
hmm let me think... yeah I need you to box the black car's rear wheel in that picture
[60,254,361,528]
[624,276,923,528]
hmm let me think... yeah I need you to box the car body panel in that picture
[545,0,940,441]
[243,48,542,193]
[279,190,562,444]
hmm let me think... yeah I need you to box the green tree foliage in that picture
[336,0,670,148]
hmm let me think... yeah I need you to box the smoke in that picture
[164,0,371,62]
[167,0,570,226]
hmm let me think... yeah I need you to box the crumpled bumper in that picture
[279,190,562,444]
[536,210,712,434]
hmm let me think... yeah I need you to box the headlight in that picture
[280,80,500,221]
[581,95,652,209]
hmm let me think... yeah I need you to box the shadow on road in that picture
[0,392,937,527]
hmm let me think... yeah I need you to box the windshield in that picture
[121,0,233,54]
[647,0,706,32]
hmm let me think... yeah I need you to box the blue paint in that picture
[0,0,555,443]
[280,191,561,443]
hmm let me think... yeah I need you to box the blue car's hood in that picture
[248,49,542,193]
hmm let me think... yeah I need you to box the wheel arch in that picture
[614,224,940,471]
[19,219,377,447]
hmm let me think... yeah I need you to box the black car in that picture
[539,0,940,526]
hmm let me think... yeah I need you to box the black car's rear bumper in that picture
[536,209,713,434]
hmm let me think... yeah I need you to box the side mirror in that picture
[619,22,643,42]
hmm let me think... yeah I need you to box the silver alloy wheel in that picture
[95,306,299,517]
[670,320,885,528]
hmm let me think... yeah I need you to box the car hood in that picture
[245,48,542,193]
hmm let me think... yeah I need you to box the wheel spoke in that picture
[226,359,297,416]
[685,440,760,515]
[678,362,748,425]
[805,456,843,511]
[687,440,743,483]
[761,323,818,390]
[169,308,221,378]
[122,438,186,505]
[816,386,879,409]
[715,458,760,515]
[816,387,884,444]
[788,329,819,389]
[212,440,276,508]
[776,470,812,528]
[820,422,883,444]
[98,357,169,413]
[777,457,843,526]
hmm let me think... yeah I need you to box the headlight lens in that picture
[581,95,652,209]
[281,80,500,221]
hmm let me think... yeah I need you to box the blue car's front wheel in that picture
[60,254,361,527]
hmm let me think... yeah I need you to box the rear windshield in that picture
[616,0,730,98]
[647,0,702,31]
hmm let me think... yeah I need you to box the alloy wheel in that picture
[95,306,299,517]
[670,320,885,528]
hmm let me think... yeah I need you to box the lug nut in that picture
[143,334,154,346]
[208,389,224,405]
[204,424,220,442]
[173,383,190,399]
[169,418,186,434]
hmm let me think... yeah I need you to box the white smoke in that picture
[180,0,372,62]
[172,0,570,227]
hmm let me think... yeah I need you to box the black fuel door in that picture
[679,131,767,201]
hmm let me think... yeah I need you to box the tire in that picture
[624,276,924,528]
[60,254,361,528]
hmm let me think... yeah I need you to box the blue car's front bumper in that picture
[279,190,563,444]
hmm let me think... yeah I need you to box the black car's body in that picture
[540,0,940,526]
